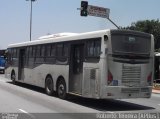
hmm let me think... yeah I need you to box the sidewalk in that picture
[152,89,160,94]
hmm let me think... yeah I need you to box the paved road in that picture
[0,74,160,119]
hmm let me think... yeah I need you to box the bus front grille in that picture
[122,65,141,86]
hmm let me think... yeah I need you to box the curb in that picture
[152,90,160,94]
[152,92,160,94]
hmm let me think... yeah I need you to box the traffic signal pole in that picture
[107,18,120,29]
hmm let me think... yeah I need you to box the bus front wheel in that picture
[45,76,54,96]
[57,79,67,99]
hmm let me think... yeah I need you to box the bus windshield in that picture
[111,33,151,56]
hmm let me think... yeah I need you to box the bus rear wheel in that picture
[45,76,54,96]
[11,71,16,84]
[57,79,67,99]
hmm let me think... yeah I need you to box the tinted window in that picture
[86,39,101,57]
[63,44,68,57]
[85,38,101,62]
[7,49,12,62]
[29,47,33,57]
[32,46,36,57]
[46,45,51,57]
[51,44,56,56]
[87,41,94,57]
[57,44,63,57]
[13,49,17,58]
[111,34,151,55]
[26,47,29,58]
[56,43,68,63]
[41,45,45,57]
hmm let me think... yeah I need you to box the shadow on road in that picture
[8,81,155,112]
[67,97,155,111]
[7,81,45,94]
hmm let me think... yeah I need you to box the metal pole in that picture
[107,18,120,29]
[30,0,32,41]
[26,0,36,41]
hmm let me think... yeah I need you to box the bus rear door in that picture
[69,44,84,94]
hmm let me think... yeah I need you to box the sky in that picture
[0,0,160,49]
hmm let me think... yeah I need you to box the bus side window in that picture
[29,47,33,58]
[57,44,63,61]
[46,45,51,57]
[63,44,68,57]
[51,44,56,57]
[87,41,94,57]
[94,40,101,56]
[41,45,45,62]
[85,38,101,62]
[11,48,18,66]
[7,49,12,63]
[26,47,29,66]
[56,43,68,63]
[32,46,36,62]
[36,45,41,57]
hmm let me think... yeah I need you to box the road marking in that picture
[19,109,35,119]
[19,109,28,114]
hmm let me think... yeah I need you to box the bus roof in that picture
[8,29,151,48]
[8,29,110,48]
[38,32,78,40]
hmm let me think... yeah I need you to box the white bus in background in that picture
[5,29,154,99]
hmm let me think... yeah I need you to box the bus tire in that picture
[57,78,67,99]
[45,76,54,96]
[11,71,16,84]
[2,70,4,74]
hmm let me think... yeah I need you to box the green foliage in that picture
[124,19,160,49]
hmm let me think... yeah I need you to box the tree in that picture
[124,19,160,50]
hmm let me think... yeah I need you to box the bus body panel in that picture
[5,64,69,92]
[82,62,101,98]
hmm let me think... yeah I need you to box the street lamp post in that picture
[26,0,36,41]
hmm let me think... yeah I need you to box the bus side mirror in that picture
[104,35,108,41]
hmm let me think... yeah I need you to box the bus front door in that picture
[18,49,25,80]
[69,44,84,94]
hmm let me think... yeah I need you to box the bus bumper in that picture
[0,66,4,71]
[101,86,152,99]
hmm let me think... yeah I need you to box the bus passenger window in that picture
[85,38,101,62]
[51,44,56,56]
[46,45,51,57]
[94,40,101,56]
[63,44,68,57]
[41,45,45,57]
[57,44,63,57]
